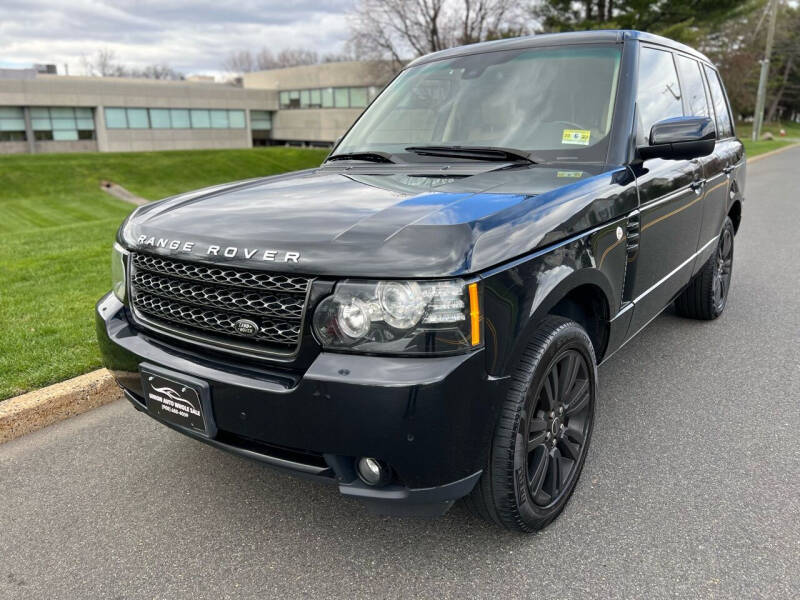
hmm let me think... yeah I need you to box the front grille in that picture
[129,252,312,356]
[132,253,310,293]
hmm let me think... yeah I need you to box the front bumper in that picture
[96,293,503,516]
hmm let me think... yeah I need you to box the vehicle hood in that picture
[122,163,633,277]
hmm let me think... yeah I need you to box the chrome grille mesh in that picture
[134,293,302,345]
[129,253,311,354]
[132,253,310,293]
[132,271,305,319]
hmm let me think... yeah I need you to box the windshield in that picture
[335,44,622,164]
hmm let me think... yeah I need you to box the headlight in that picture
[312,279,481,355]
[111,242,128,303]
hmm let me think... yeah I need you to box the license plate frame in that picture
[140,363,217,438]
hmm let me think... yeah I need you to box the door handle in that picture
[723,165,734,174]
[690,179,705,192]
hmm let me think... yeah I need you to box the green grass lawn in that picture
[739,121,800,157]
[0,147,327,400]
[742,139,795,157]
[737,120,800,141]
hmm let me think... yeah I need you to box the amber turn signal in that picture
[468,282,480,346]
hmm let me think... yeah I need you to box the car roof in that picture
[405,30,714,69]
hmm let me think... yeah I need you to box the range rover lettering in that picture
[97,30,744,532]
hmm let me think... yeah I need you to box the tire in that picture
[466,316,597,533]
[674,217,735,320]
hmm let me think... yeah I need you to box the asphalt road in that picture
[2,147,799,600]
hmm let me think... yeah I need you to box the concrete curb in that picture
[746,142,800,164]
[1,141,797,446]
[0,369,121,444]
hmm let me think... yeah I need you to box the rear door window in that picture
[637,47,683,145]
[675,55,710,118]
[703,65,734,138]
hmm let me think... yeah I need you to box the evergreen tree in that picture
[535,0,752,45]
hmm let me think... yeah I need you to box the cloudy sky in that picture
[0,0,356,77]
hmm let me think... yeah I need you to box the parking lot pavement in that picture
[1,146,799,600]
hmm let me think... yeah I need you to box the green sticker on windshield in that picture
[562,129,591,146]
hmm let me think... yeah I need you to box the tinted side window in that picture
[637,47,683,145]
[675,55,710,118]
[703,65,733,138]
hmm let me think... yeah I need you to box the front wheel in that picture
[466,316,597,533]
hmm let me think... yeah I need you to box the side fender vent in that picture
[626,212,640,258]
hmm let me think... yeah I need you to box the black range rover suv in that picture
[96,30,744,532]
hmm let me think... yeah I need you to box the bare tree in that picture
[254,49,278,70]
[276,48,319,67]
[461,0,521,44]
[81,49,184,80]
[322,51,356,63]
[223,47,322,74]
[131,64,185,80]
[81,48,126,77]
[223,50,256,73]
[347,0,525,66]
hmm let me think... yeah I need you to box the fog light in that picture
[356,457,390,486]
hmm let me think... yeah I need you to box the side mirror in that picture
[638,116,716,161]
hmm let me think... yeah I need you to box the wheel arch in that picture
[485,265,615,377]
[547,282,611,363]
[532,268,613,363]
[728,199,742,234]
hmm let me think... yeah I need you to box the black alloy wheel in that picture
[712,225,734,313]
[675,216,736,320]
[524,348,592,508]
[466,316,597,532]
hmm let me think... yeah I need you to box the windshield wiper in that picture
[405,145,537,164]
[326,151,395,164]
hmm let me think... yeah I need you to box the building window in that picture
[250,110,272,130]
[275,87,374,110]
[228,110,246,129]
[210,109,229,128]
[53,130,79,141]
[0,107,26,140]
[322,88,334,108]
[1,130,26,141]
[75,108,94,129]
[104,107,249,130]
[349,87,368,108]
[149,108,171,128]
[126,108,149,129]
[334,88,349,108]
[170,109,191,129]
[105,108,128,128]
[32,106,95,140]
[30,108,51,130]
[0,131,26,141]
[190,109,211,128]
[251,109,272,145]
